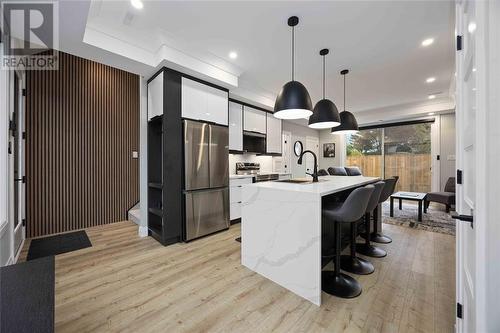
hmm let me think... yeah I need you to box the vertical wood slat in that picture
[25,51,140,238]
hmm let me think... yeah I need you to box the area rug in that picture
[0,256,55,333]
[381,201,456,236]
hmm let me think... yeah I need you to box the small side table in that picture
[390,192,428,222]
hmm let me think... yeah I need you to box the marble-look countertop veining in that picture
[241,175,379,306]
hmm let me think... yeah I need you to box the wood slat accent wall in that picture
[25,52,139,238]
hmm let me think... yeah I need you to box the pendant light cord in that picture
[291,25,295,81]
[343,73,346,111]
[322,55,326,99]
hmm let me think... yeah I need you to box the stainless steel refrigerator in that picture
[183,119,229,241]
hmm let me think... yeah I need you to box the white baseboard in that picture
[138,226,148,238]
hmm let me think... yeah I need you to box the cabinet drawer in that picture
[230,186,242,204]
[229,177,253,187]
[278,174,291,180]
[230,202,241,220]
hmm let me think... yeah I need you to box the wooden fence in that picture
[346,154,431,193]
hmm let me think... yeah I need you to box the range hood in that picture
[243,131,266,154]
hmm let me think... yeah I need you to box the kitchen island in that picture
[241,175,379,306]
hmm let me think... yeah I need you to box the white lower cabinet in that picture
[229,177,253,220]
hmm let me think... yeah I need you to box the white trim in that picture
[138,226,148,238]
[139,76,148,234]
[13,238,24,264]
[430,115,441,192]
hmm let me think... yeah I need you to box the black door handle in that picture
[451,214,473,222]
[451,213,474,228]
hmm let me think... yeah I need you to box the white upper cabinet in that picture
[266,112,282,154]
[148,73,163,120]
[229,102,243,151]
[243,106,266,134]
[181,77,228,125]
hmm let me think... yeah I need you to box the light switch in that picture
[132,151,139,159]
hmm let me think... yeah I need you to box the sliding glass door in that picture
[346,122,432,192]
[384,123,431,192]
[346,128,383,178]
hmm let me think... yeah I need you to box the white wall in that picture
[439,113,456,189]
[318,129,346,170]
[282,121,320,178]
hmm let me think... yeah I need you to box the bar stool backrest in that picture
[378,178,397,203]
[365,181,386,213]
[331,185,375,223]
[318,169,329,176]
[328,167,348,176]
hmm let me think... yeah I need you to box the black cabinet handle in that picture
[237,201,242,204]
[237,185,242,188]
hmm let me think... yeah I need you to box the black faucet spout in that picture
[297,150,319,182]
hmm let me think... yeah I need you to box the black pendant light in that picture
[331,69,359,134]
[308,48,341,129]
[274,16,313,119]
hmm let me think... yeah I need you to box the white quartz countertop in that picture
[245,175,379,196]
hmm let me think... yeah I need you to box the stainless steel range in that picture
[235,162,279,182]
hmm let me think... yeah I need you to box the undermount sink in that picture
[275,178,327,184]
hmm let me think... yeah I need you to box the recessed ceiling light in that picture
[229,51,238,59]
[468,22,477,33]
[428,94,436,99]
[131,0,143,9]
[428,112,435,115]
[426,77,436,83]
[472,87,477,91]
[421,38,434,47]
[472,68,477,72]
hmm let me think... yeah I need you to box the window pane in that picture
[346,128,383,178]
[384,123,431,192]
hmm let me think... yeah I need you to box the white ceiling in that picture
[58,0,456,121]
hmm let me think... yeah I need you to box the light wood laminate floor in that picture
[20,221,455,333]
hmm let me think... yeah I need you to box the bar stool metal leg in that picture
[356,213,387,258]
[340,222,374,275]
[322,222,362,298]
[364,206,392,244]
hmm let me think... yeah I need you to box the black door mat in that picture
[27,230,92,261]
[1,256,55,333]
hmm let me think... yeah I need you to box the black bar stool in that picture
[322,185,374,298]
[368,177,397,244]
[356,181,387,258]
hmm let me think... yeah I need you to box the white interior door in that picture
[305,136,319,177]
[10,71,25,257]
[455,1,476,331]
